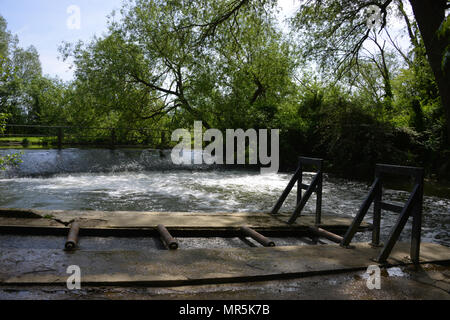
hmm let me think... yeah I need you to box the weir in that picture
[0,156,449,287]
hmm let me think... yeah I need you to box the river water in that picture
[0,149,448,246]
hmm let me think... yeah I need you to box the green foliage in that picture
[0,54,21,119]
[318,102,420,176]
[0,14,45,124]
[0,2,448,179]
[0,16,11,58]
[291,0,376,77]
[59,0,296,143]
[0,151,23,170]
[0,112,23,170]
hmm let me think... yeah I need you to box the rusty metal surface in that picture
[65,223,80,251]
[157,224,178,250]
[241,226,275,247]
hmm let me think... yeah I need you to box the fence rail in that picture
[1,124,172,149]
[3,124,172,132]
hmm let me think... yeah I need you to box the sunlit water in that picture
[0,149,448,246]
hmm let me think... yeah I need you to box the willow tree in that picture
[290,0,450,142]
[0,56,22,170]
[0,15,43,124]
[194,0,450,142]
[62,0,295,132]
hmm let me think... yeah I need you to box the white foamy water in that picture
[0,149,448,246]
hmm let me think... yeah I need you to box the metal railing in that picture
[273,158,425,264]
[271,157,324,226]
[341,164,424,264]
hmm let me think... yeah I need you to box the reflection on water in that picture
[0,149,448,246]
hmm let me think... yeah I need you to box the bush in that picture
[21,138,30,146]
[313,105,421,178]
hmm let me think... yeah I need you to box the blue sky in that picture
[0,0,124,80]
[0,0,299,81]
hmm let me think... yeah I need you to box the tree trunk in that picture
[409,0,450,144]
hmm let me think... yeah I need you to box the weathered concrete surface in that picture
[0,208,369,233]
[3,264,448,300]
[1,242,449,287]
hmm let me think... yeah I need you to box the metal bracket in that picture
[341,164,424,265]
[272,157,324,226]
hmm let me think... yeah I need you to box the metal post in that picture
[57,127,63,149]
[297,162,303,206]
[376,184,420,263]
[341,178,380,247]
[316,170,323,226]
[288,173,320,224]
[271,167,302,215]
[371,172,382,247]
[410,170,424,264]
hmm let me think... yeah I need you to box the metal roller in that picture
[157,224,178,250]
[241,226,275,247]
[65,222,80,251]
[308,227,343,244]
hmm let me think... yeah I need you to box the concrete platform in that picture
[3,264,449,300]
[1,242,449,287]
[2,208,447,290]
[0,208,370,236]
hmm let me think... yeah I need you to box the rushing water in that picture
[0,149,448,246]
